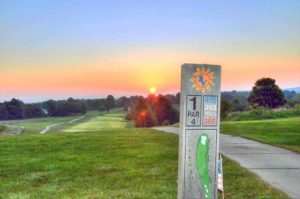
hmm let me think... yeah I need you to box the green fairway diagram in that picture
[196,134,211,199]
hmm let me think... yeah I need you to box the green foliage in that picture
[288,94,300,107]
[97,104,107,112]
[51,98,87,116]
[0,125,5,133]
[126,95,179,127]
[106,95,115,110]
[231,98,247,112]
[221,91,249,111]
[220,156,289,199]
[221,117,300,153]
[295,104,300,112]
[0,98,25,120]
[221,99,231,119]
[248,78,286,108]
[227,107,300,121]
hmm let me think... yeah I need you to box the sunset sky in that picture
[1,0,300,102]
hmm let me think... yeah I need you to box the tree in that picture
[231,98,246,112]
[24,104,45,118]
[5,98,24,119]
[106,95,115,111]
[248,78,286,108]
[98,104,107,112]
[221,99,231,119]
[45,100,57,116]
[131,97,148,127]
[154,95,178,125]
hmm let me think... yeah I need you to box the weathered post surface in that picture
[178,64,221,199]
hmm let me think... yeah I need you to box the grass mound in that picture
[0,109,289,198]
[221,117,300,152]
[227,107,300,121]
[0,129,178,198]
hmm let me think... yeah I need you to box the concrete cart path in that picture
[152,126,300,199]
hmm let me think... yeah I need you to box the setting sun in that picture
[150,87,156,94]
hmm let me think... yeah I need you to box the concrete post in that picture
[178,64,221,199]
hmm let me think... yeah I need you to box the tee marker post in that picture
[178,64,221,199]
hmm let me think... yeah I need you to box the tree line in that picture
[0,95,119,120]
[221,78,300,118]
[125,94,179,127]
[1,78,299,123]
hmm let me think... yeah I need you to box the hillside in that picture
[0,110,289,198]
[221,117,300,152]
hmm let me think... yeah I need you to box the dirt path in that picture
[39,114,86,134]
[153,126,300,199]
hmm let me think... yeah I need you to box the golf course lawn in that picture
[0,111,289,198]
[0,115,79,134]
[62,110,133,132]
[221,117,300,153]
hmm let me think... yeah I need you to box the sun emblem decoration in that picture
[191,68,215,93]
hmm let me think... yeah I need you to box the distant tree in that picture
[154,95,179,125]
[248,78,286,108]
[116,96,128,108]
[5,98,24,119]
[106,95,115,110]
[290,94,300,107]
[98,104,107,112]
[221,99,231,119]
[144,109,157,127]
[175,92,180,104]
[45,100,57,116]
[0,103,9,120]
[284,90,297,106]
[231,98,246,112]
[24,104,44,118]
[283,90,296,101]
[132,97,148,127]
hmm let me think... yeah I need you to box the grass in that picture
[0,110,289,198]
[227,107,300,121]
[61,110,133,133]
[221,117,300,153]
[0,108,129,135]
[220,156,289,199]
[0,130,178,198]
[0,115,79,134]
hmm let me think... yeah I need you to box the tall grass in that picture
[227,107,300,121]
[0,125,5,133]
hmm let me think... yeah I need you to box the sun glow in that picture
[150,87,156,94]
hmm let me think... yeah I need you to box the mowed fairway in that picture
[221,117,300,153]
[63,111,131,132]
[0,110,289,198]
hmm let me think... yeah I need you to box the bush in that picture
[295,104,300,114]
[126,95,179,127]
[249,106,275,119]
[0,125,5,133]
